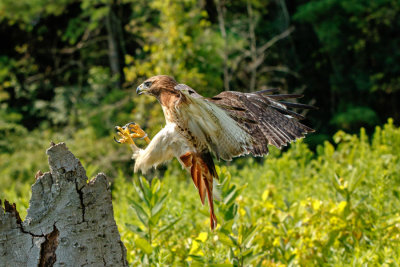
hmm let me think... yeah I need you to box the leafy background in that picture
[1,0,399,265]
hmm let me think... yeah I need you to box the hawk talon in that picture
[139,133,148,140]
[124,122,136,127]
[126,123,150,144]
[114,122,150,144]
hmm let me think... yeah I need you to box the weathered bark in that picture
[0,142,128,267]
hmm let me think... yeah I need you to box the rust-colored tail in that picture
[180,151,218,230]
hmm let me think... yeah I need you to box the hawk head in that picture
[136,75,178,99]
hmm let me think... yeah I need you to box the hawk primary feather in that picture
[127,75,315,229]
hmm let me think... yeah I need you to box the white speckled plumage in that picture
[131,123,192,173]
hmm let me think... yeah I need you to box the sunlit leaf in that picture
[243,225,258,248]
[139,176,152,202]
[135,237,153,254]
[151,193,168,216]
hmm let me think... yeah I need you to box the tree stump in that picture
[0,143,128,267]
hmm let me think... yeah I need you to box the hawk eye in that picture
[144,81,152,88]
[188,90,195,95]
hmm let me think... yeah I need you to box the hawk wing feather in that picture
[175,84,315,159]
[208,91,315,155]
[176,84,253,161]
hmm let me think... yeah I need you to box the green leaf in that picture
[130,200,149,225]
[223,184,246,206]
[125,223,147,238]
[149,208,165,227]
[243,225,258,248]
[218,232,235,247]
[188,255,205,263]
[135,237,153,254]
[243,251,266,265]
[151,178,161,194]
[223,203,237,221]
[349,171,365,193]
[139,176,152,203]
[241,248,253,258]
[155,217,181,237]
[223,185,238,205]
[133,183,150,208]
[151,192,168,216]
[220,220,234,233]
[228,234,239,247]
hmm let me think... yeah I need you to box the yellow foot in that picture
[114,122,150,145]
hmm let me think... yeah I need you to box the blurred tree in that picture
[213,0,296,92]
[293,0,400,131]
[123,0,222,95]
[0,0,398,147]
[0,0,128,130]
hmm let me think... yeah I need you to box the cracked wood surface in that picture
[0,143,128,267]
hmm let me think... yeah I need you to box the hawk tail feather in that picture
[204,177,217,229]
[180,151,218,230]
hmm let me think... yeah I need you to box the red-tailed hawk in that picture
[115,75,315,229]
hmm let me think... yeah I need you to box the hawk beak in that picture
[136,84,145,95]
[137,81,152,95]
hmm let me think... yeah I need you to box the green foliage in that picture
[294,0,400,130]
[0,0,71,27]
[1,116,399,265]
[330,105,379,130]
[125,176,181,264]
[111,120,400,265]
[124,0,223,96]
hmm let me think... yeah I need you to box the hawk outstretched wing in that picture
[175,83,315,160]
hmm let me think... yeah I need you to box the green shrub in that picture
[111,119,400,266]
[1,119,399,265]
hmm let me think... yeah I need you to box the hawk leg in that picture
[114,122,151,145]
